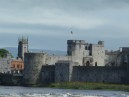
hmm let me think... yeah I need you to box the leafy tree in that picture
[0,49,13,58]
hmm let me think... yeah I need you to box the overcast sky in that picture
[0,0,129,51]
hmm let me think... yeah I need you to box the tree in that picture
[0,49,12,58]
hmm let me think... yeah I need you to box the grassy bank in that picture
[35,82,129,91]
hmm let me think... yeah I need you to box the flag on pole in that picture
[70,31,73,40]
[71,31,73,34]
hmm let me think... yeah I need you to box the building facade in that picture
[23,40,106,85]
[22,39,129,85]
[11,58,24,73]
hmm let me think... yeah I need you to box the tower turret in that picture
[67,40,86,56]
[18,37,28,60]
[67,40,86,65]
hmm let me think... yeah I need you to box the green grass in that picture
[35,82,129,91]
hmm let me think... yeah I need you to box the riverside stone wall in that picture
[40,65,128,84]
[23,52,129,84]
[55,61,73,82]
[72,66,127,84]
[41,65,55,83]
[0,73,23,85]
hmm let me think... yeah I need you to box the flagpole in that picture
[70,31,73,63]
[71,31,73,40]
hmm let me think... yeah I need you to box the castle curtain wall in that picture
[72,66,127,84]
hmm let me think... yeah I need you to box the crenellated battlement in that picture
[18,37,28,44]
[67,40,86,45]
[98,41,104,46]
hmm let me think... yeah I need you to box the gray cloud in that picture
[0,0,129,12]
[0,0,129,50]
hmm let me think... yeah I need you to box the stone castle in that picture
[17,37,129,85]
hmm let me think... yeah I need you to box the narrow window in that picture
[85,46,88,50]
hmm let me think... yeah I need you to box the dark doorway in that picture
[86,61,90,66]
[95,62,97,66]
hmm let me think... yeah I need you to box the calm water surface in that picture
[0,86,129,97]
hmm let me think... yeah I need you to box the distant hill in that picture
[3,47,66,58]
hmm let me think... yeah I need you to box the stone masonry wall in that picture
[67,40,86,66]
[72,66,126,84]
[92,44,105,66]
[55,62,73,82]
[45,55,71,65]
[41,65,55,83]
[0,58,11,73]
[24,53,47,85]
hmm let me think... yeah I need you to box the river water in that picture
[0,86,129,97]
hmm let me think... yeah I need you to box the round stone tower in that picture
[67,40,86,65]
[23,53,47,85]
